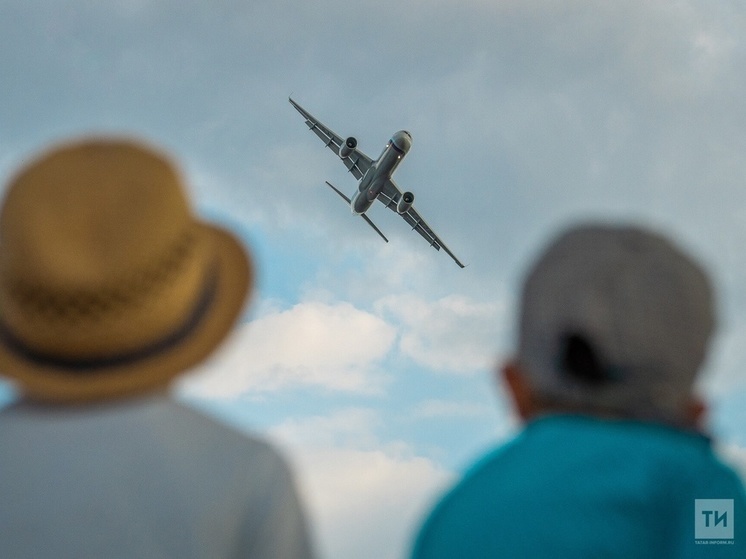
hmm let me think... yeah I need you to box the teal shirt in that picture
[412,415,746,558]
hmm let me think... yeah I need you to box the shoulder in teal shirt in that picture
[411,415,746,558]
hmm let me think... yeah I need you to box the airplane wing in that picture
[289,97,373,181]
[379,179,466,268]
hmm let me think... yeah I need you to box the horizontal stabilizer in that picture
[325,181,352,204]
[325,181,388,243]
[361,213,389,243]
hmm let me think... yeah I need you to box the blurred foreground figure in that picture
[0,138,314,559]
[411,224,745,558]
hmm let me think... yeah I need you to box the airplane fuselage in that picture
[350,130,412,215]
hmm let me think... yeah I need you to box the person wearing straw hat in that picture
[411,224,746,558]
[0,138,315,558]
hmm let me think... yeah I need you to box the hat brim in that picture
[0,222,252,404]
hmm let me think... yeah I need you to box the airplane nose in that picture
[395,130,412,152]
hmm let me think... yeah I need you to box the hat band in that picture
[0,270,218,373]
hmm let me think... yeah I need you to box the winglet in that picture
[289,96,307,119]
[443,245,466,268]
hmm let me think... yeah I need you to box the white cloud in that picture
[178,301,396,397]
[270,407,383,449]
[289,446,451,559]
[376,293,506,373]
[411,399,495,419]
[269,409,454,559]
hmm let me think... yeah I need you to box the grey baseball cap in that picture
[517,223,715,425]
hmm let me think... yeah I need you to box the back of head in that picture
[0,137,252,404]
[517,223,714,426]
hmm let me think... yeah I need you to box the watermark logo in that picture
[695,499,734,544]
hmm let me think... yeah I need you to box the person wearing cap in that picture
[0,138,315,558]
[410,224,746,558]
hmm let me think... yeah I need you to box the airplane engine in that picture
[339,137,357,158]
[397,191,415,214]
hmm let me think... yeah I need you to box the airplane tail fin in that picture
[324,181,389,243]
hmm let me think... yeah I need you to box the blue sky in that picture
[2,2,746,558]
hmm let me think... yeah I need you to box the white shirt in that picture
[0,394,314,559]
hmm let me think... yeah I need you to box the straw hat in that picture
[0,138,252,403]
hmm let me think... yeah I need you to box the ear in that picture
[500,361,537,421]
[685,396,707,429]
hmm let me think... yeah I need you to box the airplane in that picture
[289,97,465,268]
